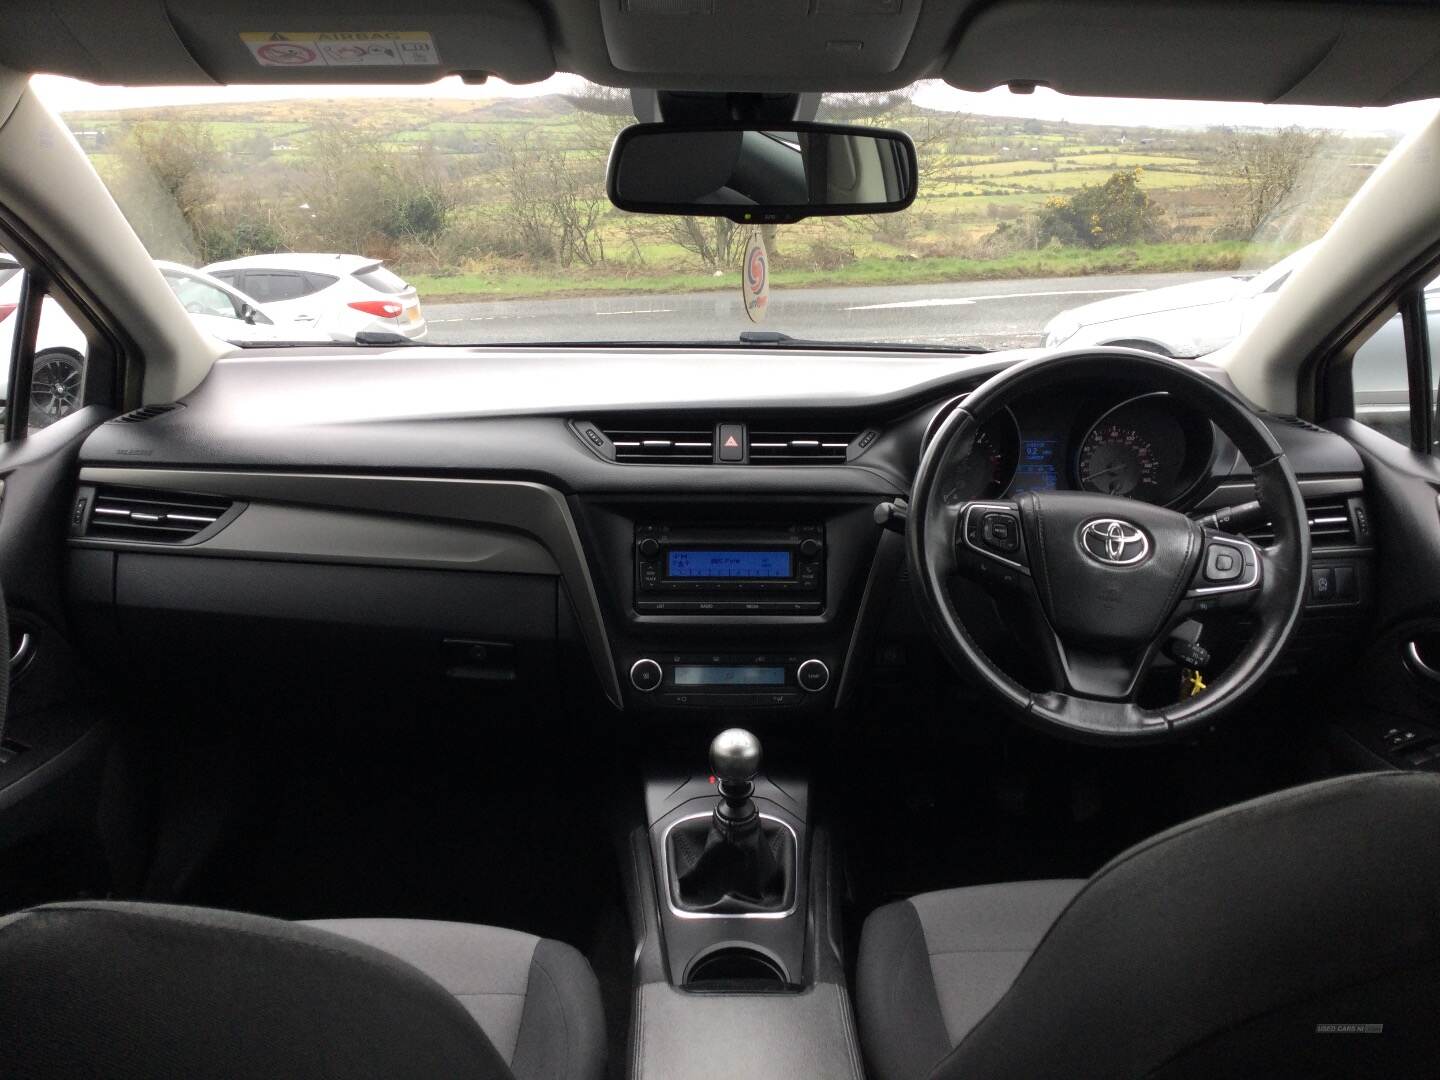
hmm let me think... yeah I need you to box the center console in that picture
[577,495,902,720]
[625,727,863,1080]
[578,498,889,1076]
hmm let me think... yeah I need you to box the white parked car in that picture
[1,258,327,427]
[202,253,428,342]
[1043,244,1316,357]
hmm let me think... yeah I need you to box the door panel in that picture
[0,406,130,908]
[1325,417,1440,772]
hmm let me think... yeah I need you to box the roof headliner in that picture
[5,0,1440,106]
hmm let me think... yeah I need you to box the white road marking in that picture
[844,288,1145,312]
[594,308,675,316]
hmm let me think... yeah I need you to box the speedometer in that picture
[1076,423,1161,497]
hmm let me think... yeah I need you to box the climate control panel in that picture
[627,653,831,709]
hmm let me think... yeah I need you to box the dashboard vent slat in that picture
[84,487,234,543]
[748,429,861,465]
[1241,497,1359,548]
[601,428,715,463]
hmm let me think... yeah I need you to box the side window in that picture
[242,271,313,302]
[1349,276,1440,447]
[164,273,242,319]
[1,261,90,435]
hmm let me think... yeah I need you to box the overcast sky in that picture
[30,73,1440,135]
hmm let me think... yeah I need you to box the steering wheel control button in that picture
[796,658,830,692]
[1204,543,1245,583]
[981,512,1020,552]
[629,658,663,692]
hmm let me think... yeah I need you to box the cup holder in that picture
[684,946,791,993]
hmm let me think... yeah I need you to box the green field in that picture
[58,93,1399,302]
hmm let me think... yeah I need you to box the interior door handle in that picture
[1403,640,1440,683]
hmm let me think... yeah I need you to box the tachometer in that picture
[939,409,1020,503]
[1076,422,1161,498]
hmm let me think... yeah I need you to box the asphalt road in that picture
[421,270,1229,350]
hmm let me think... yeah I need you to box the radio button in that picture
[797,659,830,692]
[629,658,663,692]
[799,538,822,557]
[638,537,661,558]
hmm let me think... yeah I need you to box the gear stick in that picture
[710,727,762,832]
[667,728,797,915]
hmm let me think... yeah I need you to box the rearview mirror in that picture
[606,122,917,224]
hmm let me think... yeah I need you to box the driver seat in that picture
[857,771,1440,1080]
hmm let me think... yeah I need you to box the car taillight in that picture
[0,303,16,322]
[348,300,403,319]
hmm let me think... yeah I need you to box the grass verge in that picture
[405,241,1287,304]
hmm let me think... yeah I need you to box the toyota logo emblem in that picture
[1079,518,1150,566]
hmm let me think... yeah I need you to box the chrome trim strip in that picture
[659,811,800,921]
[1404,641,1440,683]
[10,631,32,669]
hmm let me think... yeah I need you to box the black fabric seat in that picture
[857,771,1440,1080]
[0,901,605,1080]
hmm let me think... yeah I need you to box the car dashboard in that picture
[64,345,1375,718]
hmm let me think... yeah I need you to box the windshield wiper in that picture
[737,330,988,354]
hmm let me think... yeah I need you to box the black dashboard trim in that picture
[76,466,623,706]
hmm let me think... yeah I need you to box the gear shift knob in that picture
[710,728,761,783]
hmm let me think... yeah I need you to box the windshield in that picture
[33,75,1440,354]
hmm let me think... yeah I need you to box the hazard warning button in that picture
[718,423,745,463]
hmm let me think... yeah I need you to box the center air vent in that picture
[82,487,235,543]
[1241,497,1363,548]
[749,428,862,465]
[601,427,715,463]
[585,418,873,465]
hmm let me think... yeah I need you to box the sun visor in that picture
[600,0,923,80]
[944,0,1440,106]
[1,0,555,86]
[169,1,556,85]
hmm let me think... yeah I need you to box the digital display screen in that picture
[666,549,792,579]
[1011,437,1060,493]
[674,665,787,686]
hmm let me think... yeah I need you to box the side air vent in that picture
[749,428,863,465]
[601,427,715,463]
[111,402,182,423]
[1266,413,1329,435]
[1241,497,1361,548]
[84,487,235,543]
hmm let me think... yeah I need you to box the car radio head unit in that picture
[635,524,824,614]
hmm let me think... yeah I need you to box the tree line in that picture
[91,93,1353,279]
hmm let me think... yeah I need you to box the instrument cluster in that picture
[932,387,1218,507]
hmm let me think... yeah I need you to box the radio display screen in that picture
[674,665,787,686]
[666,549,792,579]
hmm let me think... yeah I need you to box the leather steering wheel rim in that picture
[908,349,1310,743]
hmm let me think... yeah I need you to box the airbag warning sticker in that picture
[242,32,440,67]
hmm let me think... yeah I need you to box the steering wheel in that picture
[909,350,1309,743]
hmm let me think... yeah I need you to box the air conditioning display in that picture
[673,665,787,686]
[666,550,792,579]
